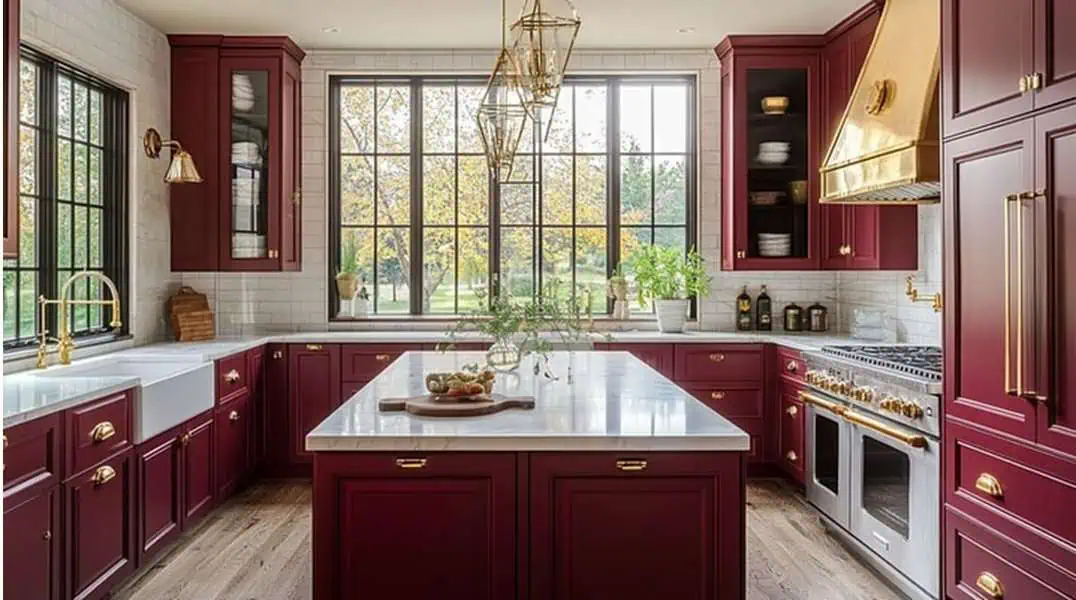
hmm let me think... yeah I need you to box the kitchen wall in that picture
[19,0,176,344]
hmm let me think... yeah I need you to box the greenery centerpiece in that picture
[632,245,712,333]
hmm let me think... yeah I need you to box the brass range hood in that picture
[820,0,940,204]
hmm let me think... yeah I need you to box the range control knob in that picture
[804,370,819,384]
[879,395,900,412]
[853,386,876,403]
[901,401,924,420]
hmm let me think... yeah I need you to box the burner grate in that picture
[821,345,942,381]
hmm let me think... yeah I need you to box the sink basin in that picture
[37,357,214,442]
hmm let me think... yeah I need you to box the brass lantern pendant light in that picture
[477,0,531,182]
[510,0,581,124]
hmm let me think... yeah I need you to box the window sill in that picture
[3,333,135,366]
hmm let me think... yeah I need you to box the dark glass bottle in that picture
[736,286,753,331]
[756,285,772,331]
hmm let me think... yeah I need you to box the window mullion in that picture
[40,60,59,342]
[608,78,620,315]
[410,79,422,315]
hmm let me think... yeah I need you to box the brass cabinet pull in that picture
[785,360,798,374]
[839,244,852,256]
[710,391,726,400]
[179,432,192,446]
[292,189,302,205]
[90,421,116,443]
[224,369,240,383]
[229,410,240,422]
[975,473,1003,498]
[786,404,798,417]
[786,451,798,463]
[395,458,427,469]
[42,530,51,541]
[1030,72,1043,90]
[1003,193,1021,396]
[735,250,746,259]
[272,350,283,360]
[91,465,116,486]
[375,354,391,362]
[615,459,648,472]
[306,344,323,351]
[976,572,1004,599]
[708,353,725,363]
[843,409,928,449]
[1019,74,1030,93]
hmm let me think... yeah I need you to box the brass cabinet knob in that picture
[786,405,798,417]
[375,354,391,362]
[710,391,726,400]
[1030,72,1043,90]
[785,360,798,373]
[1019,74,1031,93]
[838,244,851,256]
[615,459,648,472]
[786,451,798,463]
[224,369,240,383]
[90,421,116,443]
[179,432,192,446]
[395,458,427,469]
[272,350,284,360]
[708,353,725,363]
[735,250,746,259]
[42,530,52,541]
[974,473,1003,498]
[229,410,240,422]
[976,572,1004,599]
[91,465,116,486]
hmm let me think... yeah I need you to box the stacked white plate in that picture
[231,142,261,166]
[233,172,261,207]
[758,233,792,257]
[233,74,256,112]
[232,233,267,258]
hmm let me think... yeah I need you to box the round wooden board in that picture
[378,393,535,417]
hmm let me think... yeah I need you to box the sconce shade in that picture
[143,127,203,184]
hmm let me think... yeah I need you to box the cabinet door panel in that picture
[183,414,215,525]
[942,0,1035,137]
[215,394,250,499]
[247,346,266,469]
[280,58,301,270]
[66,450,135,600]
[138,429,182,562]
[263,343,290,473]
[820,206,848,269]
[1035,105,1076,456]
[3,488,60,600]
[1034,0,1076,109]
[289,344,341,464]
[779,384,805,483]
[943,120,1036,440]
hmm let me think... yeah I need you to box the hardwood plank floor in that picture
[115,479,903,600]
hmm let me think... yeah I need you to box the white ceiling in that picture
[115,0,865,50]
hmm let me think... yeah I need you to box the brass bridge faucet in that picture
[36,271,123,369]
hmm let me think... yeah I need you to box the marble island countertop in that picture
[306,351,752,452]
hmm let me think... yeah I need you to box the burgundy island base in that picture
[309,351,749,600]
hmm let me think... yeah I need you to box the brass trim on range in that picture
[843,409,928,449]
[91,465,117,486]
[615,459,648,472]
[90,421,116,443]
[798,390,846,416]
[395,458,427,469]
[975,572,1004,599]
[975,473,1003,498]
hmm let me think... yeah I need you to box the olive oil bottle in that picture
[756,285,772,331]
[736,286,753,331]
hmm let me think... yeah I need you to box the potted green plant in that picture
[632,245,711,333]
[335,239,360,310]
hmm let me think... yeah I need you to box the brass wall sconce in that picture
[905,275,943,313]
[143,128,203,184]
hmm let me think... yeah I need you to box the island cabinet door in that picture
[215,393,251,499]
[137,426,183,564]
[182,413,215,527]
[3,487,60,600]
[312,453,517,600]
[289,344,341,464]
[529,452,745,600]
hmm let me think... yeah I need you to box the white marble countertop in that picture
[306,351,752,452]
[3,375,139,426]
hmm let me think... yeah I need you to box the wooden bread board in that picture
[169,286,215,341]
[378,394,535,417]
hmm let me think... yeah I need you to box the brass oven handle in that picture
[975,473,1003,498]
[395,458,427,469]
[224,369,240,383]
[91,465,116,486]
[976,572,1004,599]
[375,354,391,362]
[710,391,726,400]
[306,344,323,351]
[708,353,725,363]
[615,459,648,472]
[90,421,116,443]
[843,409,928,449]
[798,391,846,416]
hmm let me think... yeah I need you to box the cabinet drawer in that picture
[685,387,762,419]
[340,344,418,381]
[945,505,1076,600]
[216,351,248,400]
[947,421,1076,570]
[674,345,763,383]
[4,413,62,495]
[66,392,132,476]
[776,346,806,383]
[779,394,805,482]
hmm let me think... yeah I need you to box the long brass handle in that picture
[375,354,391,362]
[615,459,648,472]
[843,409,928,449]
[1003,194,1019,396]
[975,473,1003,498]
[395,458,427,469]
[224,369,240,383]
[306,344,323,351]
[710,391,726,400]
[708,353,725,363]
[229,410,240,421]
[976,572,1004,599]
[90,421,116,443]
[798,390,846,416]
[91,465,116,486]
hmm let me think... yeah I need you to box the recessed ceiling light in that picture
[322,26,340,33]
[677,27,696,34]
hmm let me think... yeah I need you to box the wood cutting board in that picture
[378,394,535,417]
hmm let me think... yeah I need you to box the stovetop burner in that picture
[821,345,942,381]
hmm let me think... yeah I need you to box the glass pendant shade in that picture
[510,0,581,121]
[477,49,530,183]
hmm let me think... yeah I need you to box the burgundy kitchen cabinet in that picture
[3,487,60,600]
[528,452,745,600]
[168,36,304,272]
[65,449,136,600]
[289,343,341,465]
[137,426,183,563]
[215,392,252,499]
[1033,0,1076,109]
[777,382,805,484]
[3,0,18,258]
[263,343,291,475]
[340,344,418,382]
[182,413,215,526]
[312,453,517,600]
[247,345,267,469]
[594,343,675,379]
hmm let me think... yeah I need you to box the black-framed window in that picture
[329,74,696,317]
[3,46,129,349]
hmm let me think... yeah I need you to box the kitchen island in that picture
[308,351,749,600]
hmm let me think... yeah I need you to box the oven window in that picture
[814,414,840,495]
[861,436,910,539]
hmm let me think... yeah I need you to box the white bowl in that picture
[759,141,791,152]
[756,152,789,165]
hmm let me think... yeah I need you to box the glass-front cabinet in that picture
[225,65,272,263]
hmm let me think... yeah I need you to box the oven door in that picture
[803,391,852,529]
[847,410,939,599]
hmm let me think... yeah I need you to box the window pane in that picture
[500,227,534,301]
[576,156,606,225]
[457,85,485,153]
[90,91,102,145]
[19,126,35,195]
[458,156,489,225]
[654,85,687,152]
[576,227,607,312]
[57,203,72,268]
[74,144,88,203]
[19,60,36,125]
[58,139,72,200]
[506,152,534,183]
[575,85,606,152]
[341,156,374,224]
[619,155,652,224]
[376,85,410,153]
[655,155,687,225]
[516,115,536,155]
[620,227,652,313]
[655,227,686,253]
[89,209,102,267]
[422,156,455,225]
[423,228,455,314]
[3,267,15,341]
[458,228,489,312]
[19,272,37,339]
[423,85,455,153]
[89,148,102,205]
[340,86,374,153]
[341,227,374,287]
[619,85,651,152]
[541,155,572,225]
[74,84,89,142]
[376,228,410,313]
[377,156,410,225]
[501,183,533,225]
[544,87,573,153]
[541,228,572,301]
[19,196,35,266]
[58,76,72,137]
[73,205,88,268]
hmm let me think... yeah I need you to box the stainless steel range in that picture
[801,345,941,600]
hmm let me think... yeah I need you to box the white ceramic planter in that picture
[655,299,690,333]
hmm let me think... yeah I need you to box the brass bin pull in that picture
[395,458,427,469]
[229,410,240,422]
[710,391,726,400]
[785,360,798,374]
[976,572,1004,599]
[708,353,725,363]
[786,405,798,417]
[272,350,284,360]
[975,473,1003,498]
[843,409,928,449]
[615,459,648,472]
[375,354,391,362]
[92,465,116,486]
[90,421,116,443]
[306,344,323,351]
[798,391,846,416]
[224,369,240,383]
[786,451,798,463]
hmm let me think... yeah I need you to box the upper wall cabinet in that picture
[3,0,19,258]
[169,36,304,272]
[942,0,1076,139]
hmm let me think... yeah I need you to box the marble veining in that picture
[3,376,139,426]
[306,351,751,452]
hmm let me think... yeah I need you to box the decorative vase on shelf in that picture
[655,298,690,333]
[486,340,522,373]
[354,286,370,318]
[335,273,358,319]
[608,276,632,320]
